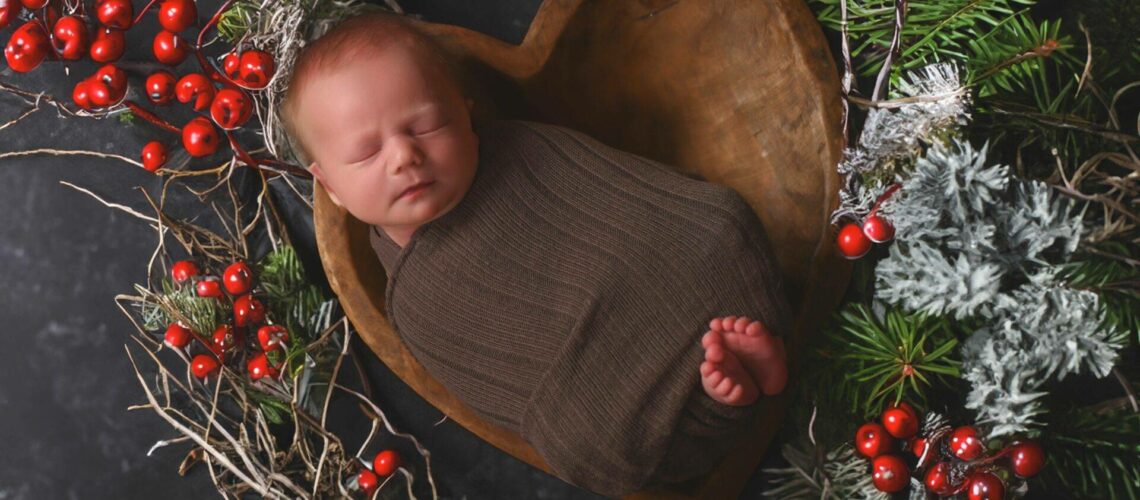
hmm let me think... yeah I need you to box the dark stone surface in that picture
[0,1,785,498]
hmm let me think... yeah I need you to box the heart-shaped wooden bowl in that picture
[312,0,849,497]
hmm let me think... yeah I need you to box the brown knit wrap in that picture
[369,120,792,497]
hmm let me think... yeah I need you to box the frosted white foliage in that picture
[832,63,971,223]
[875,138,1122,436]
[961,286,1122,436]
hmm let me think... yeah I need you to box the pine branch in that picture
[1062,242,1140,345]
[816,303,960,418]
[1037,405,1140,499]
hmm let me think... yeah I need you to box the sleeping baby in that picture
[281,12,792,498]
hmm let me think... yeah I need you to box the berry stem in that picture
[132,0,163,28]
[189,0,242,87]
[868,182,902,217]
[123,100,181,134]
[197,0,234,48]
[224,131,312,179]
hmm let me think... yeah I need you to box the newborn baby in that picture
[281,12,791,497]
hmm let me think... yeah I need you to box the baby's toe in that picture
[700,360,716,377]
[718,316,738,331]
[701,330,722,349]
[714,375,735,394]
[732,316,752,333]
[705,342,725,364]
[702,363,725,386]
[744,320,770,337]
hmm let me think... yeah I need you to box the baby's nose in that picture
[384,134,424,172]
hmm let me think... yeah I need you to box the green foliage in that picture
[815,302,960,418]
[809,0,1037,80]
[1061,242,1140,345]
[965,14,1074,97]
[216,1,258,42]
[140,278,225,337]
[1037,406,1140,499]
[257,245,332,342]
[117,110,136,124]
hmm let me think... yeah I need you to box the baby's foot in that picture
[699,328,760,406]
[700,315,787,405]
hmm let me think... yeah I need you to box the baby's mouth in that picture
[397,180,435,200]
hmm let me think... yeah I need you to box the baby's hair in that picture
[279,11,468,167]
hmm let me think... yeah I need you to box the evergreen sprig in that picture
[810,0,1036,80]
[817,303,960,418]
[1061,242,1140,345]
[1038,406,1140,499]
[764,441,891,500]
[257,245,334,342]
[139,278,225,338]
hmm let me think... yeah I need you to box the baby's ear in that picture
[308,162,344,208]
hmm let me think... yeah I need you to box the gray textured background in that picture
[0,1,783,498]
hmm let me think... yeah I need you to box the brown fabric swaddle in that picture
[369,119,793,497]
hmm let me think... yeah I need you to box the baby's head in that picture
[281,12,479,241]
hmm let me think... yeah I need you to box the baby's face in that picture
[296,43,478,238]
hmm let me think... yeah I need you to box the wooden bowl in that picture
[312,0,849,497]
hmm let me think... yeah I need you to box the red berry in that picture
[72,80,94,110]
[236,49,275,89]
[233,294,265,327]
[223,261,253,295]
[0,2,22,31]
[95,0,133,29]
[837,222,872,259]
[89,27,125,63]
[911,437,928,458]
[142,141,167,173]
[163,322,193,349]
[190,353,219,378]
[357,468,379,495]
[19,0,48,8]
[949,425,985,461]
[881,405,919,439]
[94,63,128,102]
[86,79,115,107]
[1009,440,1045,478]
[195,277,224,298]
[221,51,240,79]
[182,117,220,157]
[52,16,88,60]
[257,325,289,351]
[862,214,895,243]
[870,454,909,493]
[924,461,954,495]
[171,260,199,282]
[896,401,918,420]
[146,70,177,105]
[153,30,188,65]
[176,73,215,111]
[855,422,894,459]
[157,0,197,33]
[4,20,50,73]
[966,472,1005,500]
[210,87,253,130]
[247,352,279,380]
[210,323,240,357]
[372,450,401,477]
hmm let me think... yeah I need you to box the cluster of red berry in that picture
[855,402,1046,498]
[163,259,290,382]
[2,0,275,170]
[836,183,900,259]
[356,449,402,497]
